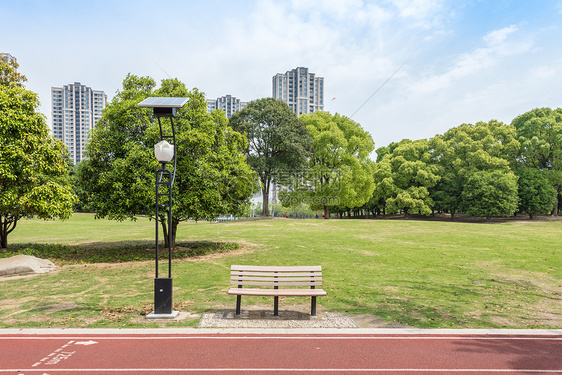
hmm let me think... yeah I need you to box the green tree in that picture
[516,167,556,219]
[511,107,562,215]
[430,120,520,220]
[229,98,312,216]
[0,59,76,248]
[76,74,157,223]
[286,112,375,218]
[374,139,440,215]
[461,170,519,222]
[78,74,256,247]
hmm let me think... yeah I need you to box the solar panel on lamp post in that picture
[138,97,188,319]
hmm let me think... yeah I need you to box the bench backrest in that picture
[230,265,322,289]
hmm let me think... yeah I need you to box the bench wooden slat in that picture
[231,271,322,277]
[228,288,327,297]
[230,276,322,282]
[231,265,322,272]
[231,281,323,287]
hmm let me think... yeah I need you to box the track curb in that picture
[2,328,561,335]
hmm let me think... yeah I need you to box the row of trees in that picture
[232,97,561,222]
[370,115,561,221]
[229,101,375,219]
[1,61,560,248]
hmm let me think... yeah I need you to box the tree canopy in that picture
[515,167,556,219]
[511,107,562,215]
[461,170,519,221]
[0,59,76,248]
[229,98,311,216]
[430,120,519,219]
[77,74,257,246]
[374,139,440,215]
[288,112,375,218]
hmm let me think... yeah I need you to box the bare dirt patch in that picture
[35,301,78,314]
[483,268,562,327]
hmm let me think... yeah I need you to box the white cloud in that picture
[411,25,532,95]
[393,0,444,19]
[291,0,391,23]
[483,25,518,46]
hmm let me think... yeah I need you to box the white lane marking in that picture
[32,341,75,367]
[3,336,561,341]
[74,340,97,346]
[30,340,96,368]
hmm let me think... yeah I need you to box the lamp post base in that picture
[154,277,173,314]
[146,310,179,320]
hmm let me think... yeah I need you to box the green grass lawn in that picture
[1,213,560,329]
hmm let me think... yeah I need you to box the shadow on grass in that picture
[0,240,239,264]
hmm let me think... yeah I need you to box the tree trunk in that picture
[0,218,7,249]
[0,231,6,249]
[0,215,18,249]
[451,211,456,221]
[323,204,330,219]
[262,178,270,216]
[262,190,270,216]
[160,215,178,249]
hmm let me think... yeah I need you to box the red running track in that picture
[0,333,561,374]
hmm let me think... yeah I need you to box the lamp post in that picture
[138,97,188,319]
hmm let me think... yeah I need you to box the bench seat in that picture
[228,265,326,316]
[228,288,327,297]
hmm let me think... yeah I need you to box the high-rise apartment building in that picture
[51,82,107,164]
[1,53,18,83]
[206,95,247,118]
[0,52,17,64]
[272,67,324,116]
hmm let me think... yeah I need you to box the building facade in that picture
[206,95,247,118]
[51,82,107,164]
[1,53,18,81]
[272,67,324,116]
[0,52,17,64]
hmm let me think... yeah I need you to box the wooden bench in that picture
[228,265,327,316]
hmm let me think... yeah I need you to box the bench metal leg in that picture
[274,296,279,316]
[236,295,241,316]
[311,296,317,316]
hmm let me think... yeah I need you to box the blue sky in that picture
[3,0,562,151]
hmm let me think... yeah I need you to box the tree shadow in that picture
[452,335,562,371]
[1,240,239,264]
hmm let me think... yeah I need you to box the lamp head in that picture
[154,140,174,163]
